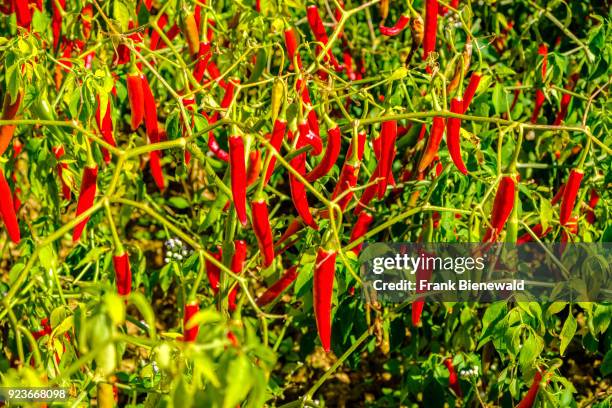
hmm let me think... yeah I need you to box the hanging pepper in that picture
[443,358,462,396]
[0,90,23,157]
[206,250,222,294]
[263,117,287,185]
[126,68,144,130]
[379,13,410,36]
[517,223,552,244]
[412,251,433,326]
[0,168,20,243]
[447,97,467,174]
[530,44,548,123]
[295,77,321,138]
[289,126,318,229]
[51,0,66,50]
[516,372,543,408]
[332,160,360,211]
[349,211,374,254]
[559,169,583,226]
[14,0,31,29]
[347,130,367,162]
[306,5,343,71]
[423,0,439,61]
[193,42,212,82]
[180,8,200,56]
[228,240,247,311]
[81,3,93,40]
[377,119,398,198]
[284,26,303,70]
[183,301,200,342]
[95,97,116,165]
[251,195,275,267]
[141,75,164,190]
[229,133,248,227]
[553,92,572,126]
[585,190,599,224]
[462,72,481,113]
[256,266,299,306]
[418,117,445,172]
[354,168,382,215]
[150,14,169,51]
[314,246,337,352]
[246,150,261,187]
[482,176,515,242]
[275,217,304,248]
[53,146,71,201]
[113,250,132,296]
[305,121,342,182]
[72,165,98,242]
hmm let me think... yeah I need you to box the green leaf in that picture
[492,82,509,116]
[601,349,612,376]
[168,196,190,209]
[113,0,131,32]
[223,355,253,408]
[519,332,543,371]
[559,311,577,356]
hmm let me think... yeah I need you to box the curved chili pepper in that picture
[379,13,410,36]
[377,119,398,198]
[51,0,66,50]
[354,168,381,215]
[443,358,462,396]
[183,300,200,342]
[412,251,433,326]
[289,128,318,229]
[0,168,20,243]
[314,247,337,352]
[228,240,247,311]
[229,134,248,227]
[585,190,599,224]
[346,130,367,162]
[193,42,212,82]
[256,266,299,306]
[73,165,98,242]
[113,251,132,296]
[482,176,515,242]
[251,196,275,267]
[349,211,374,254]
[418,117,445,172]
[306,5,343,72]
[298,119,323,156]
[126,70,144,130]
[246,150,261,187]
[206,249,222,294]
[447,97,467,174]
[559,169,583,226]
[305,124,342,182]
[150,14,168,51]
[14,0,31,29]
[551,183,565,205]
[423,0,439,61]
[95,97,116,164]
[181,9,200,56]
[141,76,164,190]
[462,72,481,113]
[553,92,572,126]
[516,372,543,408]
[263,117,287,185]
[332,162,359,211]
[284,26,303,70]
[275,217,304,248]
[53,146,71,201]
[0,90,23,156]
[530,44,548,123]
[206,60,228,88]
[517,223,552,244]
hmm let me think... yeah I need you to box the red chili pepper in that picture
[346,130,367,162]
[256,266,299,306]
[462,72,481,113]
[51,0,66,50]
[377,120,398,198]
[447,97,467,174]
[73,165,98,242]
[263,117,287,185]
[551,183,565,205]
[423,0,439,61]
[332,162,359,211]
[251,196,275,267]
[116,20,143,66]
[418,117,445,172]
[349,211,374,255]
[14,0,31,29]
[314,247,337,352]
[585,190,599,224]
[482,176,515,242]
[126,70,144,131]
[0,167,20,243]
[206,60,228,88]
[289,127,318,229]
[181,9,200,56]
[275,217,305,248]
[517,223,552,244]
[412,251,433,326]
[284,26,303,70]
[0,90,23,157]
[81,3,93,41]
[206,250,222,293]
[379,13,410,36]
[443,358,462,396]
[353,168,381,215]
[305,123,342,182]
[246,150,261,187]
[229,134,248,227]
[150,14,168,51]
[516,372,543,408]
[183,300,200,342]
[141,75,164,190]
[559,169,583,226]
[95,97,116,165]
[553,92,572,126]
[53,146,71,201]
[530,44,548,123]
[306,5,343,71]
[113,251,132,296]
[228,240,247,311]
[193,42,212,82]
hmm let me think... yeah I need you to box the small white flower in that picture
[164,257,170,263]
